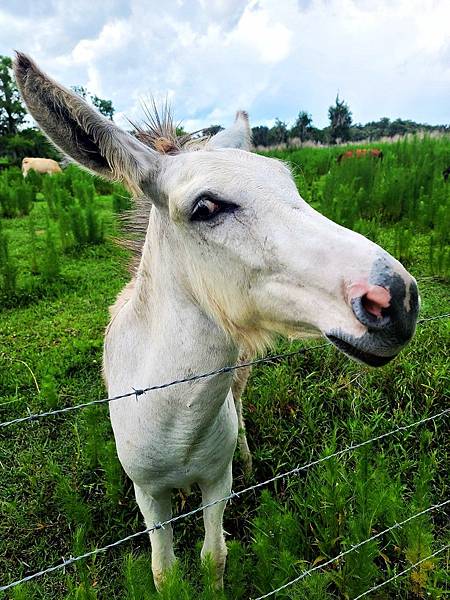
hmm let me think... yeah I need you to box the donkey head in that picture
[14,53,419,364]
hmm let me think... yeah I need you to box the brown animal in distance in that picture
[22,157,62,177]
[337,148,384,163]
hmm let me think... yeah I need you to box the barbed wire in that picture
[352,543,450,600]
[1,408,448,593]
[252,499,450,599]
[1,312,448,430]
[417,312,450,323]
[0,342,329,429]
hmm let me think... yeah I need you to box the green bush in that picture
[41,223,60,282]
[25,168,43,193]
[0,220,17,293]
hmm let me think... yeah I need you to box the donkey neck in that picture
[130,209,239,396]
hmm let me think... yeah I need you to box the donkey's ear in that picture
[205,110,252,151]
[13,52,159,191]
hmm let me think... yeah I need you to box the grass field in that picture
[0,136,449,599]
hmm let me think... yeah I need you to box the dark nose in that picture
[350,275,419,343]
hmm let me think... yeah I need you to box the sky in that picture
[1,0,449,132]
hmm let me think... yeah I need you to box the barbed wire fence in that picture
[2,313,449,430]
[1,407,449,593]
[1,312,449,596]
[253,502,450,599]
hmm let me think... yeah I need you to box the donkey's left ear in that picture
[13,52,159,192]
[205,111,252,151]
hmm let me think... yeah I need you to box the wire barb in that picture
[0,343,329,428]
[0,409,448,593]
[1,311,449,430]
[417,312,450,323]
[252,499,450,599]
[352,543,450,600]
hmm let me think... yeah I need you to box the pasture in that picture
[0,135,449,599]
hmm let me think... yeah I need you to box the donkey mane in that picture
[131,99,207,154]
[119,102,213,268]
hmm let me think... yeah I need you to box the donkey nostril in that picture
[361,295,383,318]
[361,285,391,319]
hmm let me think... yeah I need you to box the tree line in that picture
[248,96,449,146]
[1,53,448,168]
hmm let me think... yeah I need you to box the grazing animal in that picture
[22,156,62,177]
[443,166,450,182]
[14,53,419,592]
[337,148,384,163]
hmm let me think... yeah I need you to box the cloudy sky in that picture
[1,0,449,131]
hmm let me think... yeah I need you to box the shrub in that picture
[0,221,17,293]
[28,213,39,274]
[41,223,60,282]
[85,204,104,245]
[24,168,43,194]
[72,175,95,208]
[13,183,34,216]
[0,179,17,217]
[69,205,87,247]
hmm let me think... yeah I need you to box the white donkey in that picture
[14,53,419,591]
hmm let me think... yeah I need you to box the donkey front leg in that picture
[134,483,176,591]
[232,364,253,476]
[199,464,233,589]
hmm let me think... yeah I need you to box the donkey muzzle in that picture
[326,260,419,367]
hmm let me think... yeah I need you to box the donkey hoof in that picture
[153,567,173,593]
[214,576,224,591]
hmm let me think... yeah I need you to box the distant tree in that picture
[269,118,289,145]
[0,127,60,164]
[309,126,327,144]
[290,110,313,142]
[328,95,352,143]
[388,118,410,137]
[252,125,270,147]
[0,55,27,136]
[71,85,88,100]
[72,85,115,120]
[175,125,188,137]
[91,95,114,120]
[378,117,391,136]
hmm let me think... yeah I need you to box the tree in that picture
[71,85,88,100]
[290,110,313,142]
[91,95,114,120]
[0,55,27,136]
[252,125,270,147]
[72,86,115,120]
[328,95,352,143]
[269,118,289,145]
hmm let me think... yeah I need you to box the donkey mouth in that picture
[326,335,396,367]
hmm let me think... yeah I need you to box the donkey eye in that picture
[191,195,236,222]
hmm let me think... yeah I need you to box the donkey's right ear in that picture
[205,110,252,151]
[13,52,159,192]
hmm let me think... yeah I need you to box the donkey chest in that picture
[110,390,238,489]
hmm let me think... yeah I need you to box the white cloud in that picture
[72,20,132,64]
[233,3,292,64]
[1,0,449,131]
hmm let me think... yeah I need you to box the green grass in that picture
[1,138,449,599]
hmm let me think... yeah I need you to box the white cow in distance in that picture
[22,157,62,177]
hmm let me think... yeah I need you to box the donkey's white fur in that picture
[14,53,418,592]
